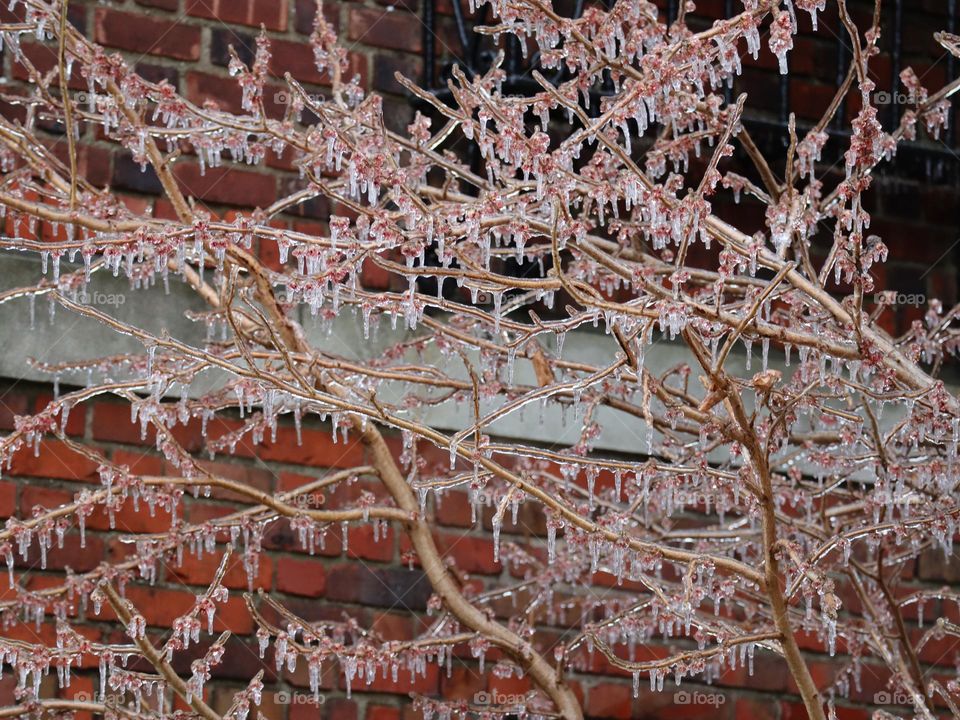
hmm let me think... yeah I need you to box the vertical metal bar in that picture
[448,0,472,71]
[949,0,957,146]
[832,15,849,133]
[779,57,790,128]
[506,35,521,78]
[423,0,436,87]
[889,0,903,128]
[597,0,615,104]
[724,0,734,106]
[469,4,490,70]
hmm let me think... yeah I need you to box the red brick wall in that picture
[1,1,959,718]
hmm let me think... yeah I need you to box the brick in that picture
[325,564,432,610]
[734,697,777,720]
[0,390,29,431]
[342,658,439,696]
[186,0,288,30]
[258,235,283,271]
[61,675,97,720]
[117,194,155,217]
[186,71,289,119]
[186,458,274,502]
[435,489,472,527]
[347,523,395,562]
[290,698,356,720]
[96,585,254,634]
[20,486,72,517]
[47,145,112,189]
[488,673,533,699]
[14,532,104,572]
[716,650,789,693]
[210,27,255,68]
[213,678,284,715]
[279,176,332,219]
[11,42,87,88]
[32,393,85,437]
[166,547,273,590]
[3,622,99,666]
[187,502,237,524]
[383,95,416,132]
[110,449,165,476]
[366,707,401,720]
[172,162,277,209]
[136,0,179,9]
[0,482,15,518]
[269,39,368,88]
[8,439,99,482]
[94,9,201,60]
[369,610,414,640]
[435,533,501,575]
[912,625,960,666]
[440,664,484,702]
[585,682,633,719]
[361,256,392,290]
[278,469,326,496]
[277,556,326,596]
[917,546,960,582]
[186,71,244,114]
[782,701,869,720]
[113,153,164,195]
[312,475,386,508]
[93,401,203,451]
[209,420,365,469]
[348,8,422,53]
[135,62,179,86]
[265,143,300,173]
[263,515,343,556]
[295,0,339,34]
[372,52,421,96]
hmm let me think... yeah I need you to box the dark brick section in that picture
[210,28,256,68]
[348,7,424,54]
[172,162,278,208]
[185,0,289,32]
[326,565,433,610]
[136,62,180,86]
[94,8,203,60]
[112,153,165,195]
